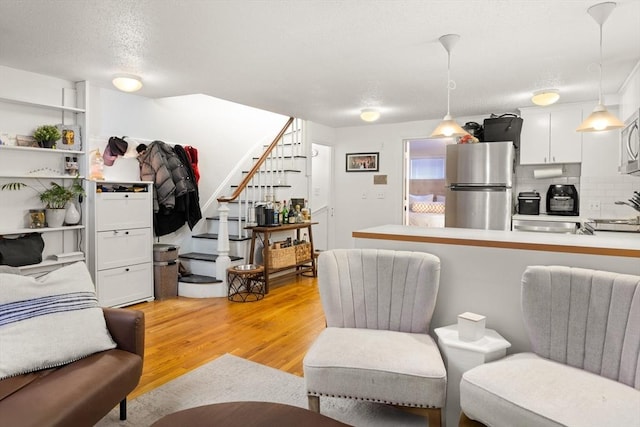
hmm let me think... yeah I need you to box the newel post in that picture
[216,201,231,286]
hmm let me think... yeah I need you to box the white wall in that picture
[330,114,484,249]
[89,88,290,204]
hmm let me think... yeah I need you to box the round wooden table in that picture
[150,401,349,427]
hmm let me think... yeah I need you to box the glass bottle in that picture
[302,199,311,222]
[281,201,288,224]
[288,203,296,224]
[295,204,302,223]
[274,201,281,225]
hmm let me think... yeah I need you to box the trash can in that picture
[153,244,180,299]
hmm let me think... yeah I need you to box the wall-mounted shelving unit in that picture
[0,81,88,275]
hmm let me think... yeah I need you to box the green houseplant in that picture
[33,124,61,149]
[2,176,85,227]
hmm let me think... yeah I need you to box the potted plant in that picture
[33,124,61,149]
[1,176,85,227]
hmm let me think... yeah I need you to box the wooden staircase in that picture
[177,117,308,297]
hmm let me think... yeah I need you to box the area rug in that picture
[96,353,425,426]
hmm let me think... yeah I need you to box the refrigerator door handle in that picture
[449,185,510,191]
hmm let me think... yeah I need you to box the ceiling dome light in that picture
[431,34,469,139]
[360,108,381,122]
[531,89,560,106]
[112,74,143,92]
[576,2,623,132]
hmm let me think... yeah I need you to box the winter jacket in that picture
[154,145,203,236]
[138,141,175,212]
[138,140,196,213]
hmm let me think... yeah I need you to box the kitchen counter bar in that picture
[352,224,640,258]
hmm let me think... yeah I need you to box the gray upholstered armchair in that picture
[460,265,640,427]
[303,249,446,426]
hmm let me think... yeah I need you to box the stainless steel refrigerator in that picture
[445,141,514,230]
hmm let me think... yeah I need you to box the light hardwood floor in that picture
[126,275,325,399]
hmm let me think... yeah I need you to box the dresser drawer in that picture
[96,192,151,231]
[97,263,153,307]
[96,228,152,270]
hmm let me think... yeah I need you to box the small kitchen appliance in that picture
[546,184,579,216]
[517,191,540,215]
[619,108,639,176]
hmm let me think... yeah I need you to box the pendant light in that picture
[576,2,623,132]
[431,34,469,139]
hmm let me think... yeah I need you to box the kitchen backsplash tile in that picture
[514,164,581,214]
[514,162,639,219]
[581,175,640,219]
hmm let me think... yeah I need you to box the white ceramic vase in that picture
[46,208,66,228]
[65,203,81,225]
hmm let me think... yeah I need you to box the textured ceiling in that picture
[0,0,639,127]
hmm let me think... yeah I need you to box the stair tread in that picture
[179,274,222,284]
[230,184,292,188]
[193,233,251,241]
[253,155,306,160]
[242,169,301,173]
[206,216,248,221]
[263,142,302,147]
[180,252,243,262]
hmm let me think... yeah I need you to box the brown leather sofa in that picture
[0,307,145,427]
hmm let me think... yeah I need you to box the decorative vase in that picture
[65,203,81,225]
[45,208,66,228]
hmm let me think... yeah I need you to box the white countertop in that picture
[513,214,585,223]
[352,224,640,256]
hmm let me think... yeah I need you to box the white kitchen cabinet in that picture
[519,106,583,165]
[0,82,88,274]
[88,181,154,307]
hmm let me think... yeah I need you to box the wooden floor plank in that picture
[126,275,325,399]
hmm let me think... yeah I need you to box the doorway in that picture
[403,138,447,228]
[310,143,333,251]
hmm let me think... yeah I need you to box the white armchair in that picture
[460,265,640,427]
[303,249,446,426]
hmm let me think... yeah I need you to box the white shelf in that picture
[0,145,84,155]
[0,175,85,180]
[0,95,85,113]
[18,255,86,273]
[0,225,85,236]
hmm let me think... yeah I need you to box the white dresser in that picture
[88,181,154,307]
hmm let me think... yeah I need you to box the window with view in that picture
[410,157,445,179]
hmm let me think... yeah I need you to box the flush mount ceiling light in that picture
[431,34,469,139]
[112,74,143,92]
[576,2,624,132]
[531,89,560,106]
[360,108,381,122]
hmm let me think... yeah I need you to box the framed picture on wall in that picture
[346,152,379,172]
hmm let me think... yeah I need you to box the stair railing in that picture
[215,116,295,283]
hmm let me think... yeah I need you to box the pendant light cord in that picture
[446,50,452,116]
[598,21,603,105]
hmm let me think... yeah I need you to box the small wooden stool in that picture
[227,264,265,302]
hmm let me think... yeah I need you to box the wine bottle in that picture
[281,201,288,224]
[288,203,296,224]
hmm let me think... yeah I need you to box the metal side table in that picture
[227,264,265,302]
